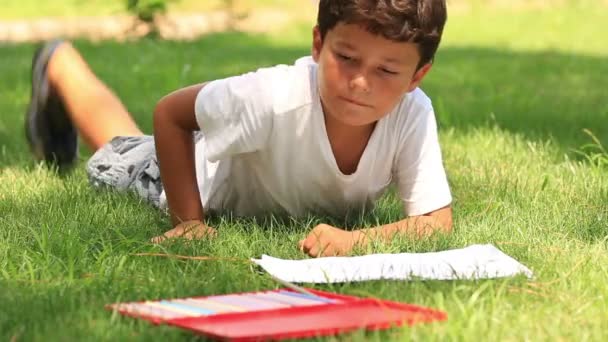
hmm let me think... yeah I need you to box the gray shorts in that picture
[87,136,163,207]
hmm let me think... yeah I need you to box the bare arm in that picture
[153,83,207,226]
[299,205,452,257]
[358,205,453,240]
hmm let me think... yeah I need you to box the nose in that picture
[348,73,371,93]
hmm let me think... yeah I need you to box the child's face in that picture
[312,23,432,127]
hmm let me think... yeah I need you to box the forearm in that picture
[356,209,452,244]
[154,99,204,226]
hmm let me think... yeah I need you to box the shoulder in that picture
[400,87,433,116]
[385,88,435,137]
[202,58,315,115]
[265,59,316,113]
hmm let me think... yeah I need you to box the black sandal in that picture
[25,40,78,171]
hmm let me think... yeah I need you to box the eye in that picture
[336,53,353,61]
[380,67,399,75]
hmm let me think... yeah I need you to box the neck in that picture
[324,111,375,139]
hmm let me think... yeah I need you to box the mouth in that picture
[339,96,371,108]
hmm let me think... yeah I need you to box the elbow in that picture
[441,218,453,234]
[153,86,201,133]
[153,97,170,131]
[439,205,453,234]
[424,205,453,235]
[439,210,453,234]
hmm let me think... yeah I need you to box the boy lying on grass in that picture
[25,0,452,257]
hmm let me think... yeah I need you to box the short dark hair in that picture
[317,0,447,68]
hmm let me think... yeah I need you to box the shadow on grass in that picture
[427,46,608,154]
[1,31,606,165]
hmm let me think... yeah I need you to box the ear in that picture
[312,26,323,63]
[406,63,433,92]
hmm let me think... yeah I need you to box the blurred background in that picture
[0,0,318,41]
[1,1,606,49]
[1,0,606,158]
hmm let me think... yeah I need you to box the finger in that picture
[204,229,217,238]
[154,227,185,243]
[165,228,184,238]
[199,227,218,239]
[187,227,218,240]
[306,235,323,256]
[327,245,346,257]
[319,243,335,257]
[309,240,330,258]
[299,235,311,251]
[304,237,318,252]
[151,235,166,244]
[181,223,199,235]
[307,244,319,257]
[317,242,331,258]
[189,229,207,240]
[312,226,324,238]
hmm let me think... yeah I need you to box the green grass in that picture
[1,2,608,341]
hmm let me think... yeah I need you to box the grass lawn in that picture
[1,2,608,341]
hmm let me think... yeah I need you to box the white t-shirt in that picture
[159,57,452,218]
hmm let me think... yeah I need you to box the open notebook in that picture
[253,244,533,283]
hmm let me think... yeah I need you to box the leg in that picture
[47,42,143,151]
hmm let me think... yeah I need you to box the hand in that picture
[151,220,217,243]
[298,224,365,257]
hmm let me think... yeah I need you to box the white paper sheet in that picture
[252,244,533,283]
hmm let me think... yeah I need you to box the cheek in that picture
[318,69,340,105]
[321,68,336,89]
[375,81,408,110]
[317,68,335,111]
[320,55,345,89]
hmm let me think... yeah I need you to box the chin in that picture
[333,113,375,127]
[323,99,378,127]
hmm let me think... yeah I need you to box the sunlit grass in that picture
[1,2,607,341]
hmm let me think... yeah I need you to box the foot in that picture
[25,40,78,171]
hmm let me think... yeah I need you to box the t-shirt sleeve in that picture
[194,68,276,162]
[393,105,452,216]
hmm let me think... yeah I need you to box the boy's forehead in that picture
[327,23,420,64]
